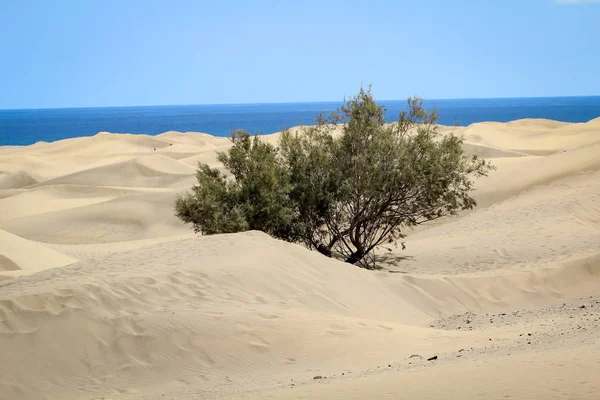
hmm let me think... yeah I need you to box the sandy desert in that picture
[1,118,599,400]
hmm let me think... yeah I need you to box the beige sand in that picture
[0,119,599,400]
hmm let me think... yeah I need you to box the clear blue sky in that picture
[1,0,599,109]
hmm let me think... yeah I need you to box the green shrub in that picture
[175,87,494,268]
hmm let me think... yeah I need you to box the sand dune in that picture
[0,117,599,400]
[0,170,38,190]
[0,185,144,222]
[462,118,599,153]
[238,348,600,400]
[2,232,598,400]
[33,155,196,189]
[0,229,75,279]
[461,141,528,158]
[28,132,170,156]
[393,167,600,275]
[0,131,213,181]
[473,139,600,208]
[0,190,190,244]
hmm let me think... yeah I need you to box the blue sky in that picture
[1,0,599,109]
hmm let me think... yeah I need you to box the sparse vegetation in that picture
[175,87,494,268]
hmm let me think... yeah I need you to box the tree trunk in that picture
[345,250,364,265]
[316,244,332,258]
[316,236,340,258]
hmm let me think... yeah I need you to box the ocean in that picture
[1,96,599,146]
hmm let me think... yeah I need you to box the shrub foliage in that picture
[175,87,494,268]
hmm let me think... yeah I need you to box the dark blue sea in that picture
[1,97,599,146]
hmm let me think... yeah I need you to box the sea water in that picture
[1,96,599,146]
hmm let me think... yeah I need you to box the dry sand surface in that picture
[0,119,599,400]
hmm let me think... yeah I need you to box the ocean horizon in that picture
[1,96,600,146]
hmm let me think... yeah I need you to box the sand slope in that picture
[0,118,599,400]
[2,232,598,400]
[0,170,39,190]
[33,155,196,189]
[239,348,600,400]
[0,229,75,280]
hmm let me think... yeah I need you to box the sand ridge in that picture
[0,117,599,399]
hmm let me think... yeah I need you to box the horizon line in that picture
[2,94,600,112]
